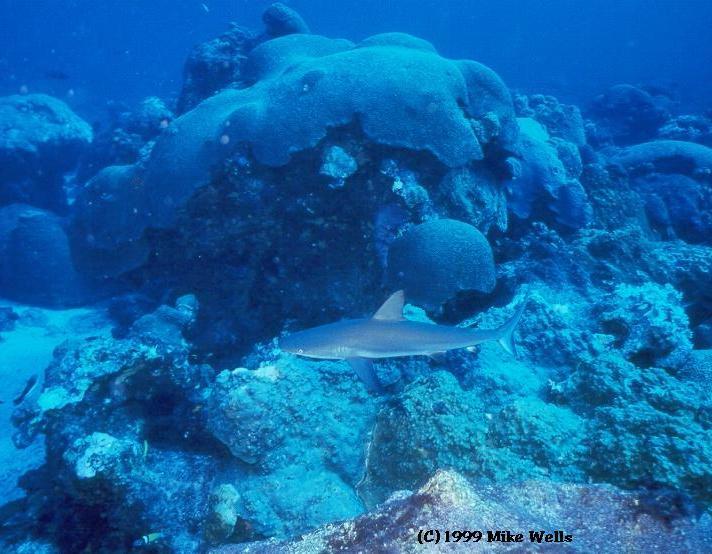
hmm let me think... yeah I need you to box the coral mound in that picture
[0,204,84,306]
[387,218,496,310]
[0,94,92,212]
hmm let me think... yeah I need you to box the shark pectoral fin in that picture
[347,358,382,392]
[372,290,405,321]
[496,300,527,359]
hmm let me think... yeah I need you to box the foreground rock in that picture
[6,297,376,551]
[213,470,712,553]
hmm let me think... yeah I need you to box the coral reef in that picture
[635,173,712,243]
[514,93,586,145]
[596,283,693,370]
[176,2,309,115]
[75,30,516,271]
[68,25,518,356]
[2,3,712,553]
[8,299,376,549]
[77,97,173,182]
[550,351,712,503]
[587,84,672,146]
[659,113,712,146]
[177,24,256,115]
[506,117,591,229]
[438,165,508,233]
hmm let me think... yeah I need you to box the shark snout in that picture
[279,326,349,359]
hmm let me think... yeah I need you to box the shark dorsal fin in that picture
[372,290,405,321]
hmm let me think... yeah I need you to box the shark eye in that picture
[297,348,304,354]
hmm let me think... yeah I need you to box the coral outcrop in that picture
[0,94,92,213]
[0,204,84,306]
[74,31,517,271]
[507,117,591,229]
[587,84,671,145]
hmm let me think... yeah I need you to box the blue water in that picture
[3,1,712,108]
[1,1,712,552]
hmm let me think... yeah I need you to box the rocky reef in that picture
[1,3,712,553]
[211,470,712,553]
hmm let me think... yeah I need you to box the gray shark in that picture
[280,291,526,392]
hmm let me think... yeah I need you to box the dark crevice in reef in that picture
[10,469,148,554]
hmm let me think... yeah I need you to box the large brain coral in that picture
[262,2,310,37]
[72,32,517,284]
[141,32,516,225]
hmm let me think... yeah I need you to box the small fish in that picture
[201,2,209,12]
[13,374,38,406]
[280,291,526,392]
[133,531,164,547]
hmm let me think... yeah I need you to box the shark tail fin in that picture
[495,300,527,358]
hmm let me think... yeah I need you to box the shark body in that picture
[280,290,526,391]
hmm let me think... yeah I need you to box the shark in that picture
[279,291,526,392]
